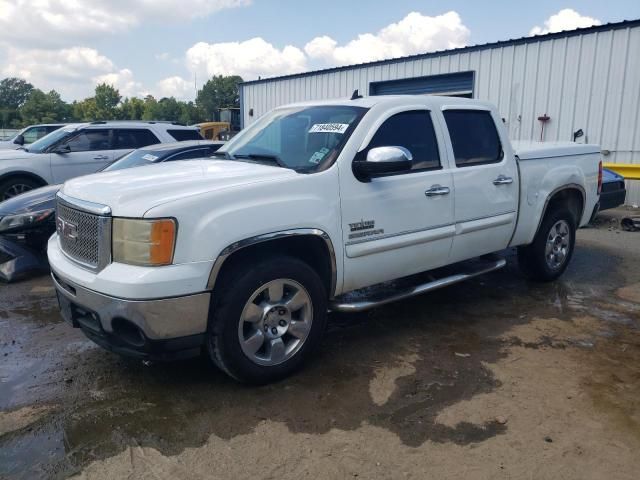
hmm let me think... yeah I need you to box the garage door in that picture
[369,71,474,97]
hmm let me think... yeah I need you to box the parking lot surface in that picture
[1,208,639,479]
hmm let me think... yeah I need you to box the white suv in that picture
[0,121,202,200]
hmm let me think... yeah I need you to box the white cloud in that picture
[185,38,307,81]
[1,46,149,100]
[2,46,117,98]
[156,76,195,99]
[0,0,251,48]
[94,69,146,98]
[530,9,601,36]
[304,11,470,66]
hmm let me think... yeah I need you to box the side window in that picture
[367,110,440,172]
[168,129,204,141]
[443,110,503,167]
[167,149,209,161]
[22,127,46,144]
[114,129,160,149]
[45,126,62,135]
[65,129,111,152]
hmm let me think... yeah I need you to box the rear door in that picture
[339,108,455,292]
[440,107,518,263]
[50,129,114,183]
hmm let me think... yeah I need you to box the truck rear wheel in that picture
[207,255,327,384]
[518,208,576,282]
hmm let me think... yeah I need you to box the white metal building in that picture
[240,19,640,204]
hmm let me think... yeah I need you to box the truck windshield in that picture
[217,105,367,173]
[26,127,76,153]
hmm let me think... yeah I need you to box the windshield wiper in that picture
[233,153,287,169]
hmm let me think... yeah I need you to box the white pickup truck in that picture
[48,96,601,383]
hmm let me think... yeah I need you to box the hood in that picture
[61,160,298,217]
[0,148,38,160]
[0,140,19,150]
[0,184,60,216]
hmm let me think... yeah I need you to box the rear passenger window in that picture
[114,129,160,149]
[168,129,203,141]
[367,110,440,172]
[443,110,503,167]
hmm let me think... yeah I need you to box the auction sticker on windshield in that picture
[142,154,159,161]
[309,123,349,134]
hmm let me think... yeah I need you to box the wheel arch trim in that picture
[534,183,586,238]
[206,229,338,297]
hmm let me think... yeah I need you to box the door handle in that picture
[425,185,450,197]
[93,155,109,160]
[493,175,514,185]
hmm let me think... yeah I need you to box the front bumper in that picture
[52,270,211,360]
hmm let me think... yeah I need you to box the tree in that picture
[94,83,121,120]
[141,95,158,121]
[0,77,34,128]
[196,75,243,121]
[71,97,98,122]
[179,101,204,125]
[118,97,145,120]
[0,77,34,110]
[20,89,69,124]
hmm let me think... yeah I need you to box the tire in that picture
[518,207,576,282]
[207,255,328,384]
[0,177,41,201]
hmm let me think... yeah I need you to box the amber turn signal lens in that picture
[149,219,176,265]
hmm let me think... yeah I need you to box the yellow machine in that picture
[195,122,231,140]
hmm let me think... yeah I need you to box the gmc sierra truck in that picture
[48,96,601,383]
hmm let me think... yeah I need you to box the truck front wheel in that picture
[207,255,327,383]
[518,208,576,282]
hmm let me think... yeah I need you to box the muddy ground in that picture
[1,208,639,479]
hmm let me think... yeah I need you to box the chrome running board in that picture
[330,256,507,313]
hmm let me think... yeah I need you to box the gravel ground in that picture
[1,207,639,479]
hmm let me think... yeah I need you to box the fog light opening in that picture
[112,318,146,348]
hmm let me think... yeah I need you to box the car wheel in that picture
[518,208,576,282]
[0,177,41,201]
[207,255,327,384]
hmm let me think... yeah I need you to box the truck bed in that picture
[509,141,601,247]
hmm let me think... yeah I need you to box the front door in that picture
[339,108,455,293]
[440,107,518,263]
[51,129,114,183]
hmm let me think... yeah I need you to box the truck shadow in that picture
[0,244,628,478]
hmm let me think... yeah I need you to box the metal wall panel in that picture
[240,24,640,204]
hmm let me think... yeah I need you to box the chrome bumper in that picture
[52,270,211,341]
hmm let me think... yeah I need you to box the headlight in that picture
[0,209,55,233]
[112,218,176,266]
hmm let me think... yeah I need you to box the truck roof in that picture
[281,94,495,110]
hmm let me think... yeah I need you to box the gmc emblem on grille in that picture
[57,217,78,243]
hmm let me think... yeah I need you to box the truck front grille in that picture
[56,198,111,270]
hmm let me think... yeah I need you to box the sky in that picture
[0,0,638,101]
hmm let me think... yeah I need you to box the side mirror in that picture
[52,144,71,154]
[353,146,412,181]
[14,134,24,145]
